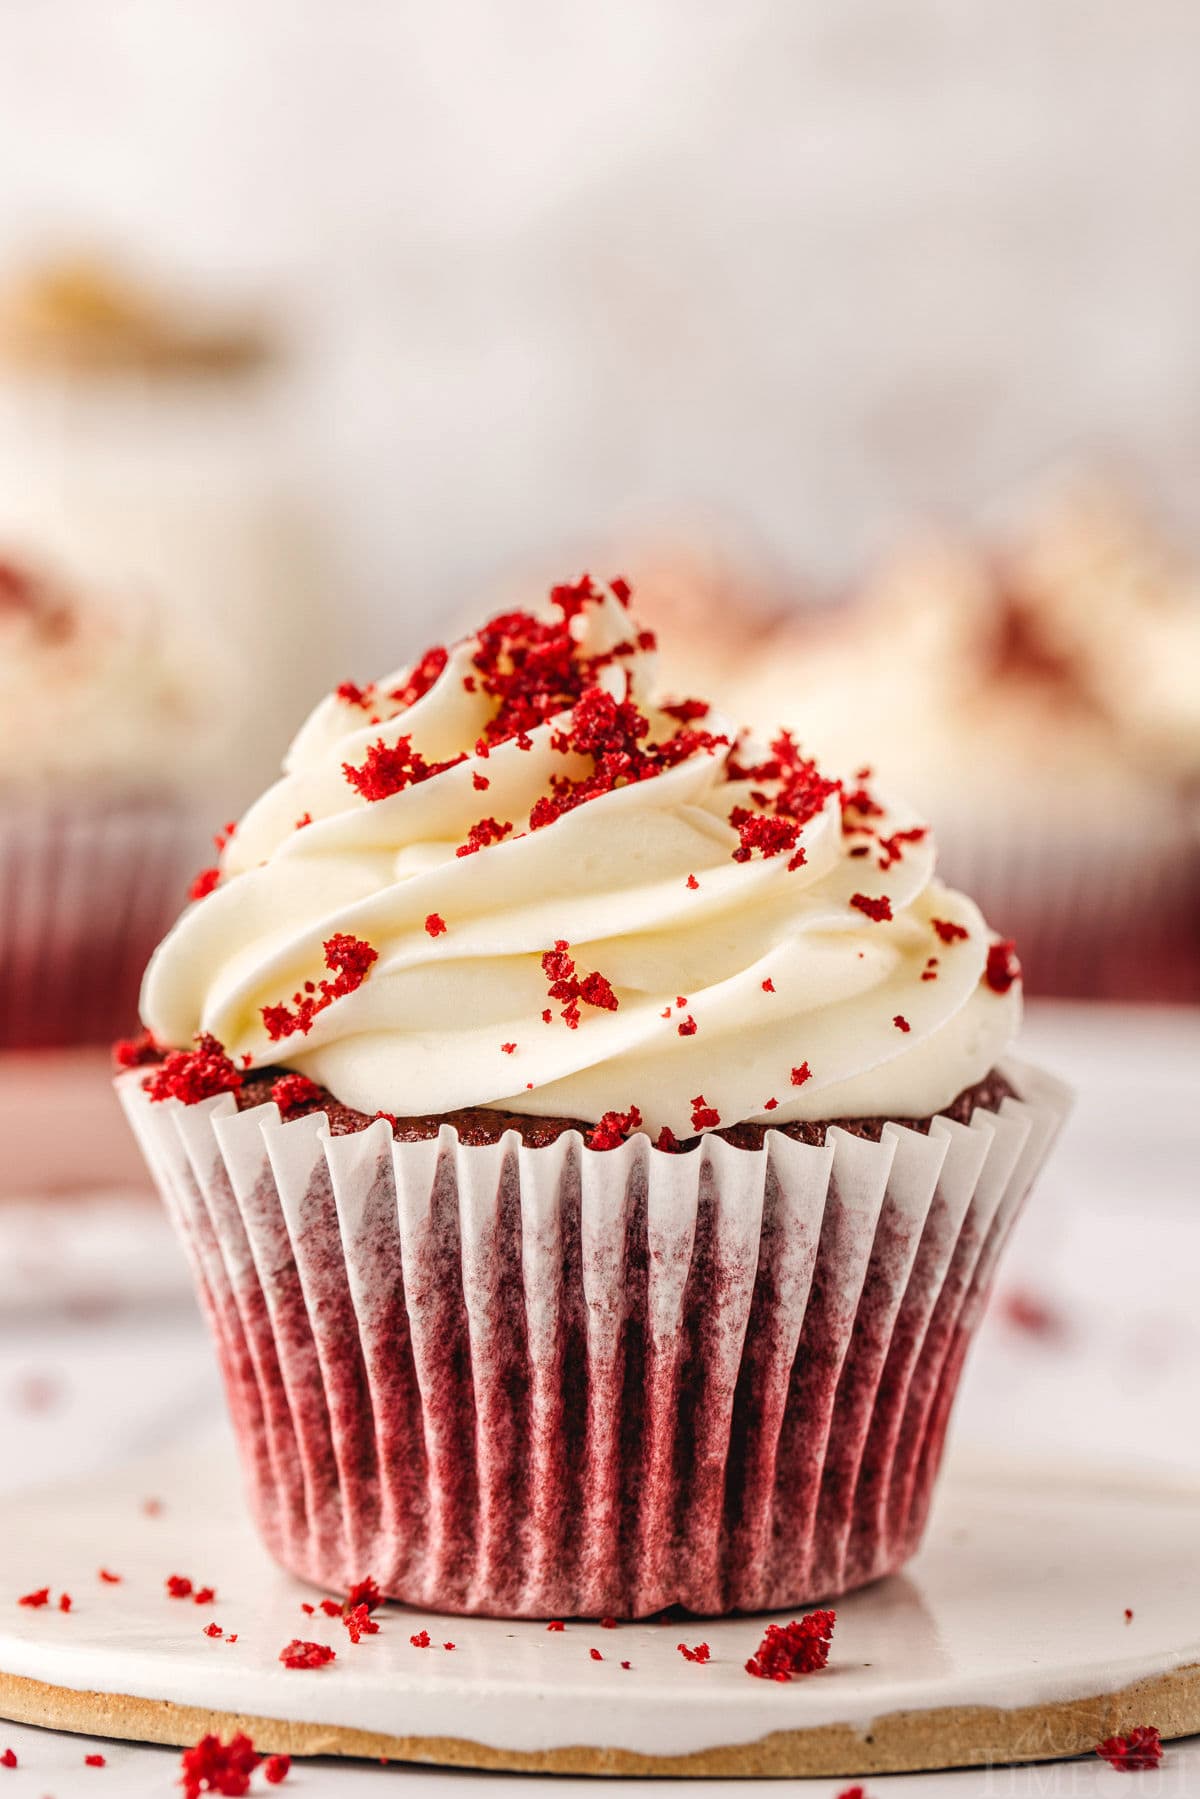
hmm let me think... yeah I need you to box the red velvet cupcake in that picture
[118,577,1069,1617]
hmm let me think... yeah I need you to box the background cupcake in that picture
[732,482,1200,1001]
[0,548,207,1047]
[119,577,1069,1619]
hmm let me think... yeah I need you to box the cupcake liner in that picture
[933,803,1200,1002]
[0,796,200,1047]
[118,1059,1070,1619]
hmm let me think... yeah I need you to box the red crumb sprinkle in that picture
[985,938,1021,994]
[373,1111,398,1130]
[203,1623,223,1638]
[677,1015,697,1037]
[346,1577,382,1611]
[501,1041,517,1054]
[85,1752,106,1766]
[587,1106,643,1150]
[850,892,893,923]
[59,1592,72,1612]
[189,865,220,902]
[1095,1726,1163,1771]
[270,1073,323,1117]
[300,1603,314,1616]
[472,770,490,790]
[263,1754,291,1785]
[761,978,775,993]
[620,1659,631,1669]
[143,1498,163,1516]
[677,1642,711,1663]
[193,1587,216,1607]
[18,1587,49,1608]
[1000,1289,1068,1339]
[294,811,312,829]
[424,912,447,938]
[893,1014,912,1033]
[763,1097,778,1110]
[279,1639,335,1670]
[344,734,464,803]
[112,1031,160,1070]
[790,1062,812,1087]
[143,1034,243,1106]
[456,815,513,858]
[179,1731,260,1797]
[686,873,699,890]
[690,1095,721,1131]
[932,917,969,944]
[745,1609,837,1681]
[835,1789,867,1799]
[443,1641,455,1651]
[589,1648,603,1661]
[261,932,378,1041]
[541,939,619,1027]
[1125,1608,1135,1623]
[343,1603,380,1645]
[0,1748,15,1768]
[336,680,375,708]
[410,1629,432,1648]
[390,644,449,711]
[546,1620,565,1631]
[661,697,710,723]
[98,1569,121,1584]
[318,1599,342,1618]
[226,1634,238,1644]
[166,1575,193,1599]
[600,1617,618,1629]
[654,1126,681,1152]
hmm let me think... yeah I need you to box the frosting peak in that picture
[141,577,1020,1134]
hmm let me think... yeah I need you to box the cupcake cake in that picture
[0,549,207,1046]
[118,576,1070,1618]
[733,488,1200,1000]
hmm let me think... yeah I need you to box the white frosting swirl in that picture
[141,583,1020,1133]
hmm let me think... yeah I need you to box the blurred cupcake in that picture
[0,550,205,1046]
[119,576,1068,1619]
[734,492,1200,1000]
[0,254,330,808]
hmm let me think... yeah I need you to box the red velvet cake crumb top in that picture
[745,1609,837,1681]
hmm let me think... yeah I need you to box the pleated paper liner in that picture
[0,796,199,1047]
[119,1058,1071,1620]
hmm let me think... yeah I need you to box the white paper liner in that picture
[0,796,199,1046]
[118,1058,1071,1619]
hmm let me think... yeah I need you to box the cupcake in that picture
[733,489,1200,1001]
[118,576,1070,1618]
[0,549,208,1047]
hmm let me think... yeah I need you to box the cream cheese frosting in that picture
[140,578,1021,1135]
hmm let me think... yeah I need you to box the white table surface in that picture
[0,1000,1197,1796]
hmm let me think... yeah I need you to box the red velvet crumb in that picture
[790,1062,812,1087]
[456,816,513,857]
[424,913,447,937]
[264,1754,292,1785]
[677,1642,711,1663]
[189,865,220,901]
[166,1575,193,1599]
[179,1731,260,1797]
[893,1014,911,1032]
[410,1629,431,1648]
[143,1036,243,1106]
[343,1603,380,1644]
[85,1752,106,1765]
[98,1569,121,1584]
[761,978,775,993]
[1095,1726,1163,1771]
[542,940,619,1027]
[589,1647,603,1661]
[677,1015,697,1036]
[279,1639,335,1670]
[344,735,465,803]
[112,1031,160,1070]
[18,1588,49,1608]
[745,1609,836,1681]
[686,873,699,889]
[932,917,969,944]
[203,1623,223,1638]
[587,1106,643,1150]
[985,938,1021,993]
[850,893,893,923]
[271,1073,323,1116]
[690,1095,721,1131]
[0,1749,14,1768]
[346,1577,382,1612]
[546,1620,565,1631]
[763,1098,778,1110]
[654,1126,681,1152]
[261,933,378,1041]
[59,1592,72,1612]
